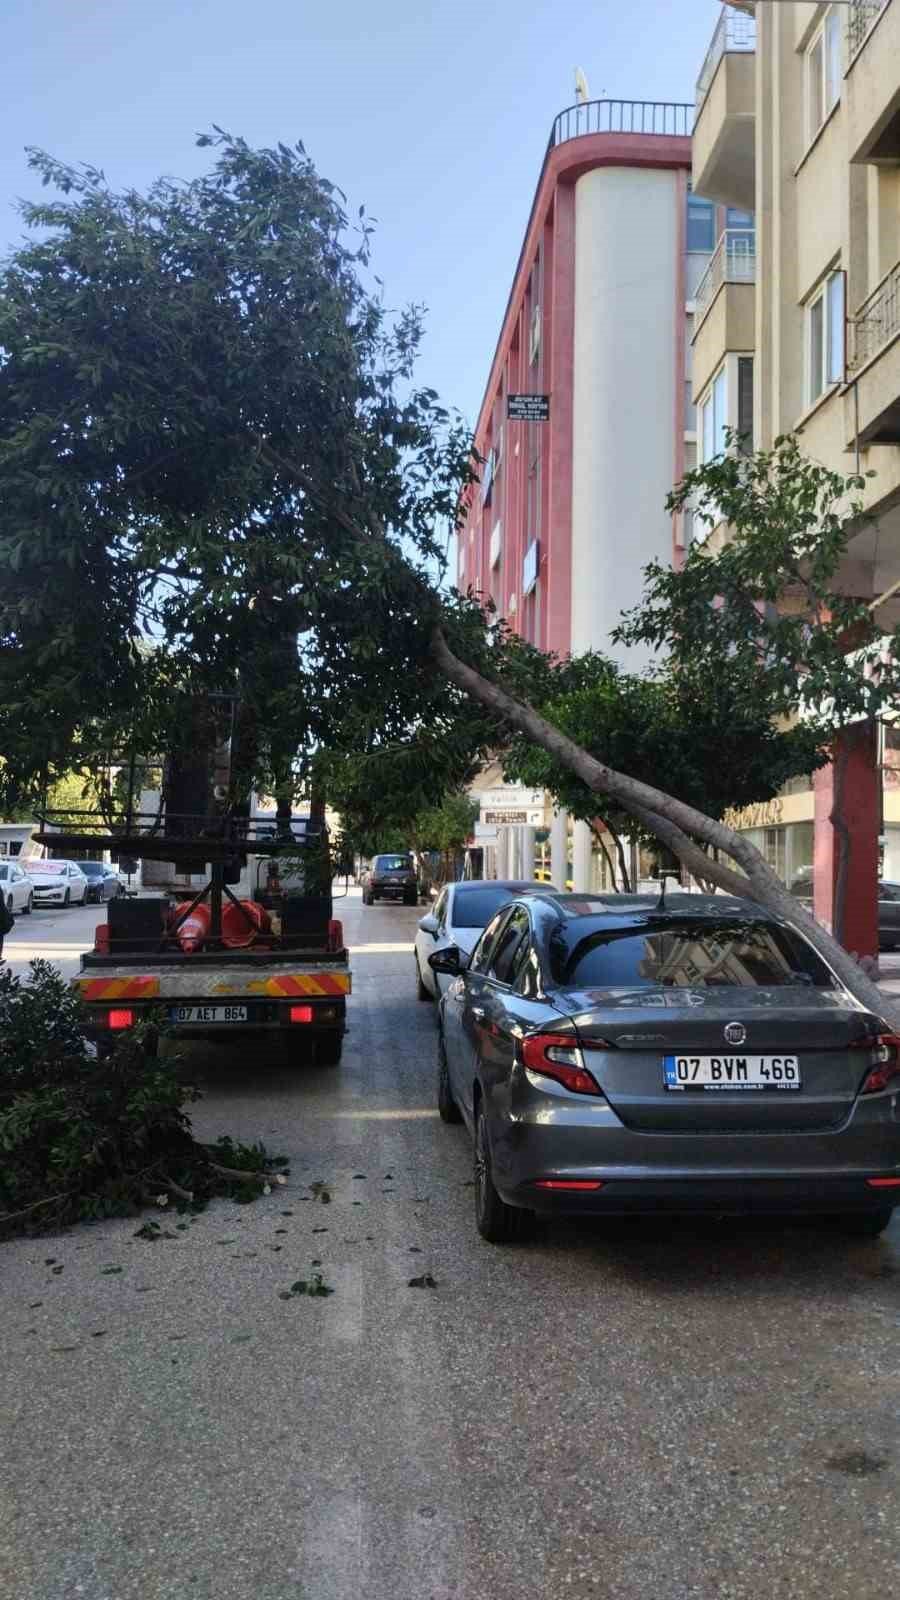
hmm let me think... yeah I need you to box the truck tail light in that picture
[289,1004,314,1024]
[94,923,110,954]
[328,919,344,952]
[860,1033,900,1094]
[521,1033,605,1097]
[108,1008,135,1030]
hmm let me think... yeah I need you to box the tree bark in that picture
[430,627,898,1025]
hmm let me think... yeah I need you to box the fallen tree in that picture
[2,134,899,1025]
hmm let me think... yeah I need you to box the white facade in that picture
[570,166,682,667]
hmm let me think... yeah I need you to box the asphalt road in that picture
[1,890,899,1599]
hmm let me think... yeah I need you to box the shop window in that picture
[763,827,787,881]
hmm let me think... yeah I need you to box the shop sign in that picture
[507,394,550,422]
[723,798,784,830]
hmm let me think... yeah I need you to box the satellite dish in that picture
[574,67,590,104]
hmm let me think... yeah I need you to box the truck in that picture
[37,806,351,1063]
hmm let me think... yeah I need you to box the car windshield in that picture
[550,916,833,990]
[374,856,410,872]
[452,886,525,928]
[24,860,62,874]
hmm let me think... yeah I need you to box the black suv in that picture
[361,853,419,906]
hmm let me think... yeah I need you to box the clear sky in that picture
[2,0,720,428]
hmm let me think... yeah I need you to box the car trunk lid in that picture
[566,986,880,1133]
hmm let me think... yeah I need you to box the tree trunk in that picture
[430,627,898,1026]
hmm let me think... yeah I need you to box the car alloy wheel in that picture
[474,1101,533,1244]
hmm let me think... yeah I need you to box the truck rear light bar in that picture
[289,1004,315,1024]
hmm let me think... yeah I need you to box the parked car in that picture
[0,860,33,915]
[78,860,126,904]
[789,867,900,950]
[22,858,89,907]
[430,890,900,1243]
[414,879,559,1001]
[361,853,419,906]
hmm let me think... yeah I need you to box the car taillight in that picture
[289,1004,314,1024]
[860,1033,900,1094]
[108,1008,135,1030]
[521,1032,605,1096]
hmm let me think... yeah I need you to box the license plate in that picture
[169,1005,248,1024]
[664,1054,801,1090]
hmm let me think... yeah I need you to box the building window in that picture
[806,268,845,402]
[725,207,754,231]
[807,9,842,143]
[737,356,754,454]
[700,365,727,461]
[687,193,715,253]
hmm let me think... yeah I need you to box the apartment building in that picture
[459,96,720,889]
[691,0,900,955]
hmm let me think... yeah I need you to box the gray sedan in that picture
[414,879,558,1001]
[431,891,900,1244]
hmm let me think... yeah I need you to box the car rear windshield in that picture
[551,917,833,990]
[373,856,411,872]
[452,887,524,928]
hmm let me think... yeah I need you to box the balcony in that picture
[692,7,756,211]
[548,98,692,150]
[846,0,900,164]
[692,230,756,398]
[847,259,900,443]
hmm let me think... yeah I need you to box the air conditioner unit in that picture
[529,305,541,365]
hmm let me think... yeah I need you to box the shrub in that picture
[0,961,286,1235]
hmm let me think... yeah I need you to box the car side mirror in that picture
[418,913,439,938]
[428,944,465,976]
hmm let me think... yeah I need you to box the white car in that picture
[414,879,559,1001]
[23,858,89,907]
[0,860,34,915]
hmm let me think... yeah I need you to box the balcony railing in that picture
[695,6,757,117]
[549,99,692,149]
[693,229,756,326]
[847,0,889,57]
[848,259,900,371]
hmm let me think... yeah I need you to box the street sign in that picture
[507,393,550,422]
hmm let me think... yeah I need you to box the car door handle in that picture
[471,1005,486,1021]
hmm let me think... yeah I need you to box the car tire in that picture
[416,956,431,1002]
[23,894,32,916]
[835,1208,895,1239]
[404,890,417,906]
[474,1100,534,1243]
[437,1031,462,1123]
[315,1033,343,1067]
[5,895,13,917]
[362,891,373,906]
[63,889,70,907]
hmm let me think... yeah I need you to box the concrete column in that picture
[496,828,509,881]
[521,826,536,881]
[550,808,568,889]
[813,722,879,958]
[573,819,593,893]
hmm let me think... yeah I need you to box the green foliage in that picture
[502,650,824,842]
[0,132,481,810]
[0,962,286,1235]
[616,435,899,730]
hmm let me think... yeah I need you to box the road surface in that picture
[1,890,898,1599]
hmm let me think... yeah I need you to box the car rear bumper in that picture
[507,1174,900,1216]
[488,1081,900,1214]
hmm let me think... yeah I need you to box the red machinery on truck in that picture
[35,731,351,1063]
